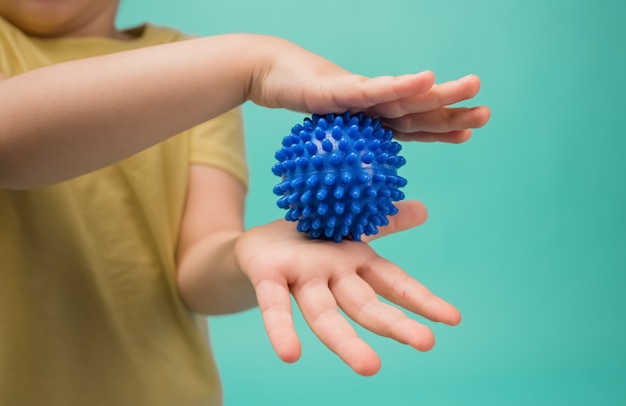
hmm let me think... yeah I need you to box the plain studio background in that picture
[116,1,625,405]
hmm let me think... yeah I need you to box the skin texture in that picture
[0,0,490,375]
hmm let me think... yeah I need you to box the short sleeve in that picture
[188,107,248,188]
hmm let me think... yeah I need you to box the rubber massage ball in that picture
[272,111,407,242]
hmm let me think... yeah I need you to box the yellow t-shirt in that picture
[0,17,248,406]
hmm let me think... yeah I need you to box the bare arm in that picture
[0,35,284,188]
[176,164,253,315]
[0,33,489,189]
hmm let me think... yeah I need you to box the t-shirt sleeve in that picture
[188,107,249,188]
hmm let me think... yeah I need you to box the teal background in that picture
[118,1,625,405]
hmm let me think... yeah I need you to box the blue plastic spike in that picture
[364,186,377,198]
[353,224,364,238]
[365,223,377,235]
[331,126,343,140]
[312,217,322,230]
[330,152,343,167]
[378,186,391,198]
[315,128,326,140]
[287,192,300,204]
[296,157,309,169]
[305,141,318,154]
[334,202,345,214]
[349,114,360,126]
[362,152,375,164]
[368,139,381,151]
[306,174,320,187]
[373,173,387,183]
[349,187,361,199]
[275,149,289,161]
[357,173,371,184]
[290,176,305,189]
[271,163,284,176]
[340,171,353,184]
[317,203,329,215]
[349,201,361,214]
[316,188,329,201]
[282,160,296,171]
[345,152,358,165]
[300,190,313,204]
[362,126,373,138]
[333,186,345,199]
[297,218,311,232]
[299,130,311,142]
[277,196,290,209]
[347,125,360,139]
[311,155,324,169]
[323,173,336,186]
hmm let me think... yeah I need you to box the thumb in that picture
[363,200,428,242]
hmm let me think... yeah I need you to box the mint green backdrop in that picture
[118,1,625,404]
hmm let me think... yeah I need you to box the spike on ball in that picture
[272,112,407,242]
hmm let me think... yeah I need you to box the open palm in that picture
[235,201,461,375]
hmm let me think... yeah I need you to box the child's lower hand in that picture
[234,201,461,376]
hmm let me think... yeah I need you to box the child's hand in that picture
[248,38,490,144]
[234,201,461,376]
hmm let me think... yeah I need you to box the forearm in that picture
[0,34,278,189]
[177,230,257,315]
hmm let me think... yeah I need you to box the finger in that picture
[383,105,490,134]
[394,129,473,144]
[371,74,482,118]
[254,278,302,363]
[311,70,435,113]
[358,258,462,326]
[292,280,381,375]
[364,200,428,242]
[331,273,435,351]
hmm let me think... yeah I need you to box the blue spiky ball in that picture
[272,111,407,242]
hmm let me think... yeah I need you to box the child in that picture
[0,0,491,404]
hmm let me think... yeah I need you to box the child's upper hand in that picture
[247,38,490,144]
[234,201,461,376]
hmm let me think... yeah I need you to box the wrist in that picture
[177,230,255,315]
